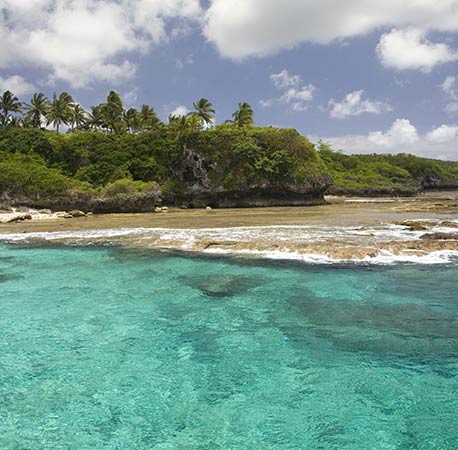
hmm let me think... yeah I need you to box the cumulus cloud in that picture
[442,75,458,99]
[368,119,419,147]
[260,70,316,112]
[0,75,36,96]
[441,75,458,115]
[426,124,458,143]
[329,90,392,119]
[270,70,302,89]
[320,120,458,160]
[376,28,458,72]
[169,105,190,117]
[203,0,458,60]
[0,0,202,88]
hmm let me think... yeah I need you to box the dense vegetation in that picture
[318,142,458,196]
[0,88,457,211]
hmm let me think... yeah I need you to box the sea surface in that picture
[1,242,458,449]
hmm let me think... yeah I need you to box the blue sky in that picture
[1,0,458,159]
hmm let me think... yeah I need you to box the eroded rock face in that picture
[173,146,331,208]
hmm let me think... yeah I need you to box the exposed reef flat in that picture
[1,191,458,264]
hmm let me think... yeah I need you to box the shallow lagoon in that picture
[1,244,457,449]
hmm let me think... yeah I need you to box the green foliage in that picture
[0,151,78,197]
[186,126,328,190]
[317,141,458,194]
[102,178,159,198]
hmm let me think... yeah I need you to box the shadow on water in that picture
[182,274,262,298]
[0,271,21,283]
[284,295,458,360]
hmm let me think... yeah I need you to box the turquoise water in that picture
[1,243,458,449]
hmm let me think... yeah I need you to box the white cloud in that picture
[203,0,458,60]
[270,70,301,89]
[329,90,392,119]
[426,124,458,143]
[0,75,36,96]
[446,102,458,115]
[0,0,202,88]
[320,120,458,160]
[442,75,458,99]
[261,70,316,112]
[376,28,458,72]
[169,105,190,117]
[440,75,458,115]
[368,118,419,147]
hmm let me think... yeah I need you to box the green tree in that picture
[138,105,160,131]
[23,93,50,128]
[69,104,87,131]
[0,90,22,126]
[190,98,215,127]
[168,114,192,144]
[124,107,140,133]
[46,92,74,133]
[100,91,124,133]
[88,105,103,131]
[226,102,254,128]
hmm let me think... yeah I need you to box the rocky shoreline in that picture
[1,191,458,264]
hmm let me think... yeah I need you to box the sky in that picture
[0,0,458,159]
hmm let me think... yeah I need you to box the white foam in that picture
[204,248,458,265]
[1,224,457,265]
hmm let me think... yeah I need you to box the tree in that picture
[0,90,22,126]
[100,91,124,133]
[168,114,192,143]
[138,105,160,131]
[124,107,140,133]
[23,93,50,128]
[69,103,87,131]
[226,102,254,128]
[46,92,74,133]
[88,105,103,131]
[190,98,215,127]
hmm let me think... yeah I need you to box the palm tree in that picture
[46,92,74,132]
[88,105,103,131]
[23,93,50,128]
[100,91,124,133]
[168,114,192,144]
[69,103,87,131]
[138,105,160,131]
[124,107,141,133]
[0,90,22,126]
[226,102,254,128]
[190,98,215,127]
[186,114,203,131]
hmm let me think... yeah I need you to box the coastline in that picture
[1,191,458,264]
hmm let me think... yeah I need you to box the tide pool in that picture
[1,243,457,449]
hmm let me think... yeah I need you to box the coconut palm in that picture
[190,98,215,127]
[46,92,74,132]
[23,93,50,128]
[0,90,22,126]
[186,114,203,131]
[100,91,124,133]
[168,114,192,143]
[138,105,160,131]
[69,103,87,131]
[226,102,254,128]
[124,107,140,133]
[88,105,103,131]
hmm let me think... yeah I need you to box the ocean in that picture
[1,241,457,449]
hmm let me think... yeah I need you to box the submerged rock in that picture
[185,274,261,298]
